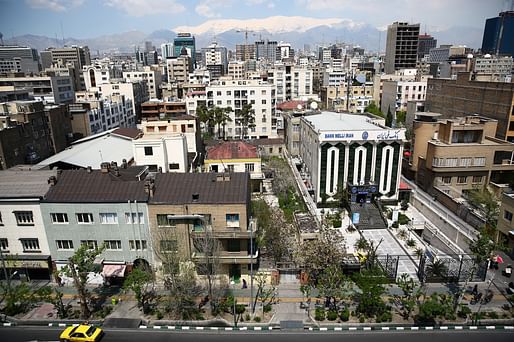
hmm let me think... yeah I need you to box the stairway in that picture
[350,203,388,230]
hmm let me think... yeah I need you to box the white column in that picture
[370,143,377,182]
[326,145,339,196]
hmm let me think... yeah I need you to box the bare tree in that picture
[192,227,224,313]
[253,273,278,317]
[153,226,202,319]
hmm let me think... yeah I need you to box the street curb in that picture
[306,325,514,331]
[46,322,102,327]
[139,325,276,331]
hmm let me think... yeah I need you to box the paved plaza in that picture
[361,229,419,279]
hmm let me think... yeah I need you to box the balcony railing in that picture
[192,250,259,264]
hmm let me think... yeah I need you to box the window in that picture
[261,90,266,95]
[446,158,458,167]
[0,238,8,251]
[144,146,153,156]
[125,212,144,224]
[472,176,483,184]
[0,212,3,225]
[226,165,234,172]
[457,176,467,184]
[227,239,240,252]
[262,99,266,104]
[100,213,118,224]
[169,163,180,170]
[473,157,486,166]
[504,210,513,222]
[245,163,255,172]
[157,214,176,227]
[104,240,122,250]
[226,213,240,228]
[129,240,147,251]
[51,213,69,224]
[441,176,452,184]
[14,211,34,226]
[160,240,177,252]
[459,157,472,167]
[80,240,98,250]
[56,240,74,250]
[21,238,40,251]
[76,213,93,224]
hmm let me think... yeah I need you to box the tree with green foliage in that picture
[396,111,406,126]
[352,267,388,318]
[123,266,157,314]
[416,293,455,324]
[425,259,448,281]
[213,106,233,140]
[385,107,393,127]
[390,273,424,320]
[236,104,255,139]
[364,101,384,118]
[316,264,352,309]
[60,243,105,319]
[0,282,51,316]
[467,187,500,233]
[197,104,215,137]
[354,237,370,251]
[252,199,290,265]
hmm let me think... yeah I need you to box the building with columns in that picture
[299,112,405,204]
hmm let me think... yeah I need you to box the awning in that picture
[102,264,126,277]
[399,181,412,191]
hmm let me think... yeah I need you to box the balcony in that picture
[190,219,258,238]
[192,250,259,264]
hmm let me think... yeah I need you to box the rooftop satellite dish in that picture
[310,102,318,110]
[297,104,303,110]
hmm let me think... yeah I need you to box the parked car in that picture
[60,324,104,342]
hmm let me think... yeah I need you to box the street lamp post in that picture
[230,280,237,327]
[250,218,254,313]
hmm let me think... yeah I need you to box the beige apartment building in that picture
[147,172,257,283]
[410,114,514,197]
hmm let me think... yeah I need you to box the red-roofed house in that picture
[204,141,264,182]
[277,100,306,111]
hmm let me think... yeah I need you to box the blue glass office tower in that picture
[481,11,514,57]
[173,33,196,66]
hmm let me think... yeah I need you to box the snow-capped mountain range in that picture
[4,16,484,55]
[173,16,366,35]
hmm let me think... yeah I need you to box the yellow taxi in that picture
[59,324,104,342]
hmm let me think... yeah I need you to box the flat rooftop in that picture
[303,111,382,131]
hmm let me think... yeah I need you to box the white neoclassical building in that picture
[299,112,405,204]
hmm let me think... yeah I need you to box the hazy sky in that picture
[0,0,508,38]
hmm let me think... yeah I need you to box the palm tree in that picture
[236,104,255,139]
[426,259,448,280]
[213,106,233,140]
[197,105,214,138]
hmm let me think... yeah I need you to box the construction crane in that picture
[236,27,255,46]
[236,28,257,61]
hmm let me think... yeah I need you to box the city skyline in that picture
[0,0,508,40]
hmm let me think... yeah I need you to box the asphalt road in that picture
[1,326,513,342]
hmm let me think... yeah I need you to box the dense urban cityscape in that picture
[0,0,514,341]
